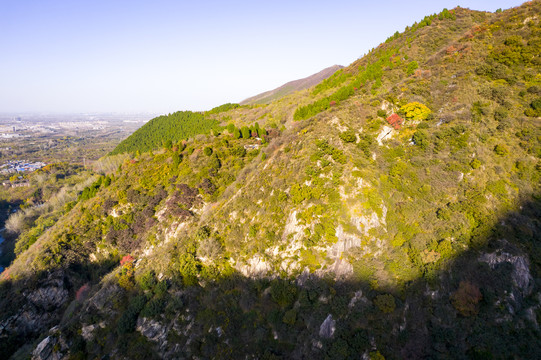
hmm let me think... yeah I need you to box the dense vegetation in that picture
[111,111,219,155]
[1,3,541,359]
[205,103,241,115]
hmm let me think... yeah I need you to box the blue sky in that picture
[0,0,524,114]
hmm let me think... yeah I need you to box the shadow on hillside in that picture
[0,198,25,270]
[1,197,540,359]
[0,256,119,358]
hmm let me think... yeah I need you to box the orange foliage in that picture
[446,45,458,54]
[120,255,134,266]
[386,113,404,130]
[451,281,482,316]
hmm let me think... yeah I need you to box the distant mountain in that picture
[240,65,343,105]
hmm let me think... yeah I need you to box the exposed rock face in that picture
[86,283,121,312]
[480,251,533,295]
[376,125,396,145]
[237,255,271,277]
[350,205,387,237]
[329,257,354,278]
[137,317,168,343]
[480,249,534,316]
[32,336,54,360]
[32,327,69,360]
[329,225,362,259]
[349,290,368,308]
[25,278,69,311]
[319,314,336,339]
[81,323,105,342]
[0,272,68,346]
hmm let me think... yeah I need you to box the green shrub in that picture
[494,144,509,156]
[282,308,297,325]
[377,109,387,118]
[471,101,489,122]
[470,159,482,169]
[203,147,213,156]
[140,297,166,318]
[406,61,419,76]
[369,351,386,360]
[490,35,526,66]
[270,280,297,307]
[412,130,429,149]
[525,98,541,117]
[138,271,157,291]
[117,295,148,334]
[493,107,508,121]
[527,86,541,95]
[339,130,357,143]
[374,294,396,313]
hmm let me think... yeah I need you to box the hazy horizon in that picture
[1,0,525,114]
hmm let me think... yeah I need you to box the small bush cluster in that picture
[400,102,432,121]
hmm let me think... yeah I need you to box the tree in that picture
[241,126,250,139]
[203,147,213,156]
[412,130,429,149]
[172,152,182,169]
[400,102,432,120]
[451,281,482,316]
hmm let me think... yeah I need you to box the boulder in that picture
[319,314,336,339]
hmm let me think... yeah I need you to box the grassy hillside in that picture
[1,3,541,359]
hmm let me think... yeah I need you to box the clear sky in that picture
[0,0,525,114]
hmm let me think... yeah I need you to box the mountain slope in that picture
[240,65,344,105]
[1,3,541,359]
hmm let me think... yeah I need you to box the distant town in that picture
[0,160,46,174]
[0,112,153,137]
[0,112,153,167]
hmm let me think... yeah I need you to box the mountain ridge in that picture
[240,65,344,105]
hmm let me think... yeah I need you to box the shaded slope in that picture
[240,65,344,105]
